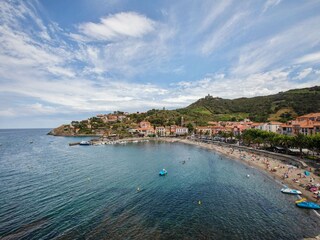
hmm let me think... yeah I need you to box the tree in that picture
[307,134,320,157]
[186,123,194,133]
[279,134,294,154]
[293,133,307,158]
[313,134,320,154]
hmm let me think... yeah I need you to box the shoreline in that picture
[88,136,320,205]
[75,136,320,209]
[156,138,320,205]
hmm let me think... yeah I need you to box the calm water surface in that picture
[0,129,319,239]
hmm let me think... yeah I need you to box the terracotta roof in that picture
[298,112,320,118]
[237,125,248,130]
[280,124,292,127]
[251,123,263,126]
[299,121,315,128]
[269,121,282,125]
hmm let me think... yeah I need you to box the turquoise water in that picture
[0,129,319,239]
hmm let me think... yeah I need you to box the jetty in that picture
[69,142,80,146]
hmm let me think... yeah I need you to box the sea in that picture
[0,129,319,240]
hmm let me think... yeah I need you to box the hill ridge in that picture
[177,86,320,122]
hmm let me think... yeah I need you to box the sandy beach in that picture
[157,138,320,205]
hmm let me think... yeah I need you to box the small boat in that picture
[296,201,320,210]
[281,188,302,195]
[159,169,167,176]
[79,141,91,145]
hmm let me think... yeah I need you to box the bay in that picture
[0,129,319,239]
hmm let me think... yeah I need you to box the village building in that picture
[278,113,320,136]
[251,122,263,130]
[170,125,177,136]
[195,126,212,136]
[233,124,249,136]
[137,121,155,137]
[296,113,320,122]
[107,115,118,122]
[260,122,282,133]
[165,126,171,136]
[175,127,188,136]
[155,126,166,137]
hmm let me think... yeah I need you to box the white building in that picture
[175,127,188,135]
[262,122,282,133]
[156,126,166,137]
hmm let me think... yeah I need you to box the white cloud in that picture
[163,95,201,104]
[172,65,185,74]
[77,12,155,41]
[295,51,320,64]
[47,66,76,78]
[231,15,320,76]
[295,68,313,80]
[0,103,61,117]
[0,108,16,117]
[263,0,282,13]
[1,0,320,125]
[75,23,173,77]
[163,68,319,107]
[27,103,58,115]
[0,72,171,114]
[0,1,178,119]
[200,11,248,55]
[197,0,233,34]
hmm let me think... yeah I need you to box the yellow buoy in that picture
[198,200,202,205]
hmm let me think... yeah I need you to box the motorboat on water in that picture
[296,201,320,210]
[79,141,91,146]
[280,188,302,195]
[159,169,167,176]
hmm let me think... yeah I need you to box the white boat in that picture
[280,188,302,195]
[79,141,91,145]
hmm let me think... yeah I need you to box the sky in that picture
[0,0,320,128]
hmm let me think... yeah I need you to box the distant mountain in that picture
[177,86,320,123]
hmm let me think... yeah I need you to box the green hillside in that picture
[50,86,320,136]
[177,86,320,122]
